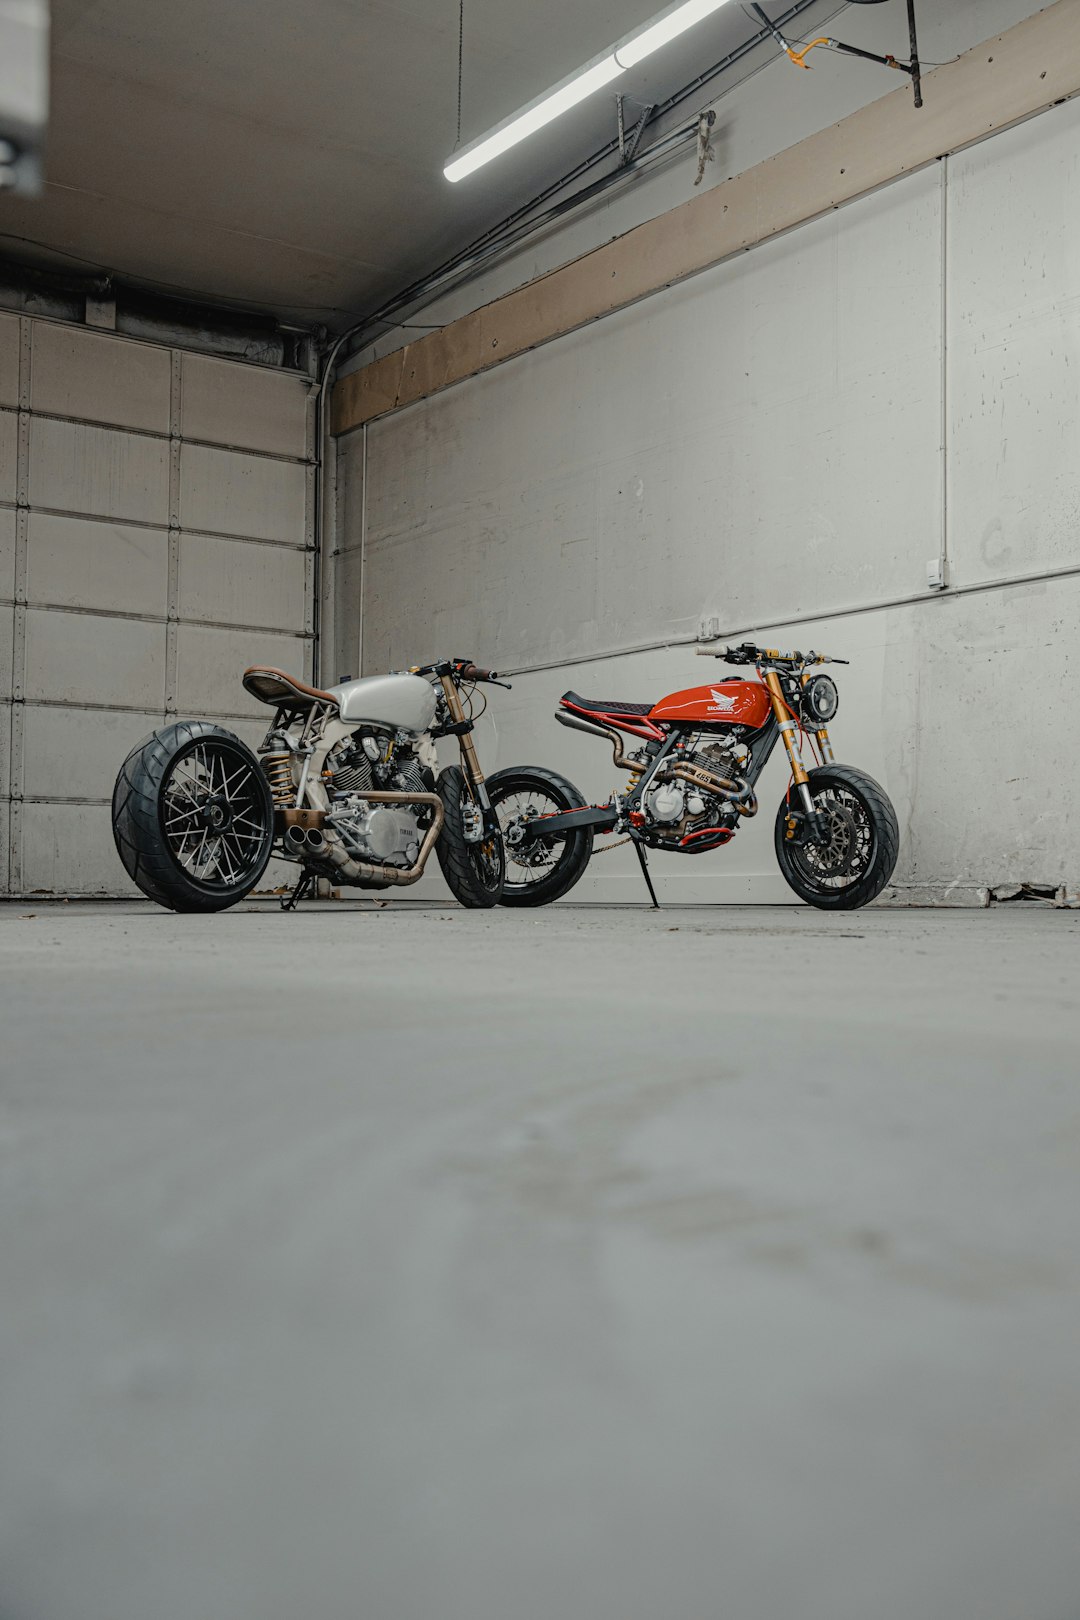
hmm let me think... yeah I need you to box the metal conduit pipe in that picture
[309,0,840,679]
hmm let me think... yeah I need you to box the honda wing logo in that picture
[708,688,738,714]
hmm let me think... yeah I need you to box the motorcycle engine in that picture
[330,795,423,866]
[692,739,748,785]
[646,781,686,823]
[325,732,433,868]
[645,738,751,840]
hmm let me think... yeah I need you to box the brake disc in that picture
[808,800,860,876]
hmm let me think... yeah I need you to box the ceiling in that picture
[0,0,782,334]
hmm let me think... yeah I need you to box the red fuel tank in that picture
[649,679,773,730]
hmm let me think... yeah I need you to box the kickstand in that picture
[632,838,660,910]
[281,870,316,912]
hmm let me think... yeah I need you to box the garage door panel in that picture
[179,443,307,543]
[178,532,307,630]
[21,801,138,895]
[29,418,170,525]
[0,600,13,700]
[0,699,10,798]
[30,324,171,434]
[26,512,169,617]
[181,354,310,457]
[0,506,15,601]
[5,319,312,895]
[21,704,163,802]
[0,315,18,408]
[0,409,16,503]
[175,623,310,714]
[23,608,166,708]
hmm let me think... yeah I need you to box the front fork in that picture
[438,674,497,836]
[764,670,833,840]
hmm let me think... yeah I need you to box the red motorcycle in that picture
[485,642,899,910]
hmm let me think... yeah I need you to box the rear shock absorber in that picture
[262,751,295,809]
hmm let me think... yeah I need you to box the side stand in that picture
[633,838,660,910]
[281,870,316,912]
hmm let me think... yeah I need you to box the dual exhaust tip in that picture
[283,824,326,855]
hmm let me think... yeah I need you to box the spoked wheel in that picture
[486,766,593,907]
[435,765,504,908]
[113,722,274,912]
[774,764,899,910]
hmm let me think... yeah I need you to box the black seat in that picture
[561,690,653,718]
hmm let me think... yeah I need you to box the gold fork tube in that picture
[440,673,486,790]
[764,670,809,788]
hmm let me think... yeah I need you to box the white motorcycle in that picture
[112,657,527,912]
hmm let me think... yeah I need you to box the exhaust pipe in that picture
[305,827,326,852]
[555,707,642,770]
[283,824,307,855]
[318,791,446,888]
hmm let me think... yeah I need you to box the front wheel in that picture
[486,766,593,907]
[112,722,274,912]
[774,765,899,910]
[435,766,504,908]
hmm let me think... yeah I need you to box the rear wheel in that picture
[112,722,274,912]
[435,765,504,908]
[774,764,898,910]
[487,766,593,907]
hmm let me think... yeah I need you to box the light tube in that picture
[444,0,736,182]
[445,55,625,182]
[614,0,734,69]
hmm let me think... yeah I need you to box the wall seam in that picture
[940,153,950,586]
[357,422,368,676]
[502,561,1080,676]
[7,317,32,892]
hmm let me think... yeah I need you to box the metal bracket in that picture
[616,94,655,167]
[750,0,923,108]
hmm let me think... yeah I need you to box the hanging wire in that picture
[455,0,465,149]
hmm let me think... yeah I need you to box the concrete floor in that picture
[1,899,1078,1620]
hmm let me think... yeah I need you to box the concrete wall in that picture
[342,80,1080,903]
[1,315,316,895]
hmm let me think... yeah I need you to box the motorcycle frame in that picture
[517,649,838,852]
[256,660,497,889]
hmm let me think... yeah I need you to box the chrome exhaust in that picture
[305,826,326,852]
[282,824,307,855]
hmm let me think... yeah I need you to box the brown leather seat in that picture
[243,666,338,710]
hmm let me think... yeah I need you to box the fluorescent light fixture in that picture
[444,0,735,182]
[614,0,734,69]
[445,53,624,183]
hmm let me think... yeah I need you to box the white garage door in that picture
[0,313,315,896]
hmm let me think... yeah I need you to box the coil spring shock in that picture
[625,767,644,798]
[262,751,294,808]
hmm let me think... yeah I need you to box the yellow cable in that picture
[786,36,830,69]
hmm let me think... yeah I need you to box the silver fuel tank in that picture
[327,672,438,733]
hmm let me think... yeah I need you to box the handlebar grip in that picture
[458,662,496,681]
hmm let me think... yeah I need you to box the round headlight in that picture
[801,674,839,725]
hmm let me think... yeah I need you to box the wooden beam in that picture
[333,0,1080,436]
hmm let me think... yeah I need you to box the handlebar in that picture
[410,658,512,688]
[696,642,849,667]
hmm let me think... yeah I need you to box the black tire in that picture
[486,766,593,907]
[112,721,274,913]
[435,765,504,908]
[774,764,899,910]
